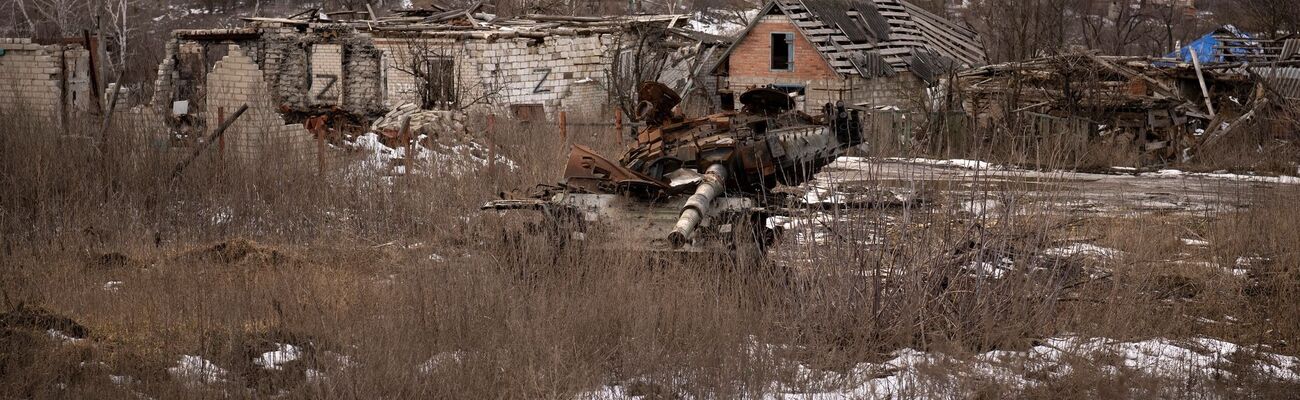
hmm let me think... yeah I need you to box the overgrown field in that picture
[2,109,1298,399]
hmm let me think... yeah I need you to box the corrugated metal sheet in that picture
[1253,66,1300,101]
[849,50,896,78]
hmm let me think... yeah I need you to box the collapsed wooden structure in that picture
[955,52,1299,162]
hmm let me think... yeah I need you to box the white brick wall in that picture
[205,45,316,164]
[0,39,71,122]
[309,44,344,106]
[374,33,618,119]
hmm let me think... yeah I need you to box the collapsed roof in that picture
[1167,25,1300,65]
[714,0,985,81]
[229,2,695,38]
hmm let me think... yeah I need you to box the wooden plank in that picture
[172,104,249,179]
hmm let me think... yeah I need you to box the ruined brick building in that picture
[711,0,985,111]
[75,4,723,164]
[152,6,715,129]
[0,38,93,128]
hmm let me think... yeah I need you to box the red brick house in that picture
[712,0,985,111]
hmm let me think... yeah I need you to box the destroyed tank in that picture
[484,82,864,255]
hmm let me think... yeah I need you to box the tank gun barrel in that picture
[668,164,728,248]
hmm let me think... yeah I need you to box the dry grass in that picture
[2,106,1298,399]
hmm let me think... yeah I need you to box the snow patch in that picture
[1141,169,1300,185]
[1044,243,1120,259]
[46,329,85,344]
[351,132,517,177]
[168,355,229,384]
[755,336,1300,399]
[253,343,303,370]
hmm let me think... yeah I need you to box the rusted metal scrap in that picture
[485,82,866,254]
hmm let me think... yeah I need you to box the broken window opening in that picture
[770,33,794,71]
[511,104,545,122]
[419,56,456,109]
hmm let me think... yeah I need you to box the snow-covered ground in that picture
[350,132,517,177]
[577,336,1299,399]
[830,156,1300,186]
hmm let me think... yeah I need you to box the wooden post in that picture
[558,110,568,152]
[399,116,412,176]
[316,127,325,176]
[614,108,623,146]
[172,104,248,179]
[1188,48,1216,118]
[486,114,496,179]
[97,70,124,144]
[82,30,102,115]
[217,107,226,161]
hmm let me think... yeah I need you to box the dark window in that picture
[771,33,794,71]
[420,57,456,109]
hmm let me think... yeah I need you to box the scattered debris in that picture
[957,50,1299,165]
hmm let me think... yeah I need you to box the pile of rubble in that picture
[369,103,467,137]
[353,104,513,177]
[957,52,1275,161]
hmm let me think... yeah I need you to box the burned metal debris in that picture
[485,82,865,254]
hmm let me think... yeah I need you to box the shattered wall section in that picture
[151,40,180,114]
[0,38,90,123]
[261,31,310,110]
[204,45,318,165]
[344,42,384,113]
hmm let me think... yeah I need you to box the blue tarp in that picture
[1165,25,1258,64]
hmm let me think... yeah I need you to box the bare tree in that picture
[388,37,504,111]
[27,0,87,36]
[1213,0,1300,39]
[604,25,674,121]
[1076,0,1157,56]
[964,0,1070,62]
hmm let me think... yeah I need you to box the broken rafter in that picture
[1083,53,1182,100]
[523,14,616,23]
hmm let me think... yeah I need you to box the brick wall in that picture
[0,38,88,123]
[309,44,343,105]
[722,14,928,111]
[727,15,837,83]
[204,45,316,164]
[374,33,616,119]
[843,73,924,109]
